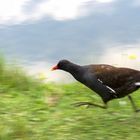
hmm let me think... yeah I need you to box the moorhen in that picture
[52,60,140,112]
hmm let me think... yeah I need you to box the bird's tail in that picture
[135,82,140,87]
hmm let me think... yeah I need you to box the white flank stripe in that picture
[97,78,103,83]
[97,78,116,94]
[106,85,116,93]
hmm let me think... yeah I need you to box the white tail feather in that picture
[135,82,140,86]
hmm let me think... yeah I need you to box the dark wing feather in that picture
[88,64,140,89]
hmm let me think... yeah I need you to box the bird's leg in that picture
[128,95,140,112]
[72,101,107,109]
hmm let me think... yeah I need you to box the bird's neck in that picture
[64,63,84,78]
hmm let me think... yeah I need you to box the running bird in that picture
[52,60,140,112]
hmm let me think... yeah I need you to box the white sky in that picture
[0,0,115,24]
[26,44,140,83]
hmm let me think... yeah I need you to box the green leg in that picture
[128,95,140,112]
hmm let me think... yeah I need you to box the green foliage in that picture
[0,58,140,139]
[0,57,41,92]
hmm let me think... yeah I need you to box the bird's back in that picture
[88,65,140,87]
[86,64,140,98]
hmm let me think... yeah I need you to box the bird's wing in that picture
[88,64,139,89]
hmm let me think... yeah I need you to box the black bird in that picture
[52,60,140,112]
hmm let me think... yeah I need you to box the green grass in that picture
[0,58,140,140]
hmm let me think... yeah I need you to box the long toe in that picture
[72,102,94,107]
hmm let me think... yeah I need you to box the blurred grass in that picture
[0,58,140,140]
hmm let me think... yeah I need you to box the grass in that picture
[0,58,140,139]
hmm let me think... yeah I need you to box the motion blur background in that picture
[0,0,140,82]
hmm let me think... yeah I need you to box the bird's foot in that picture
[72,102,107,109]
[72,102,96,108]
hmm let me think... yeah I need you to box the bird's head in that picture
[51,59,71,71]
